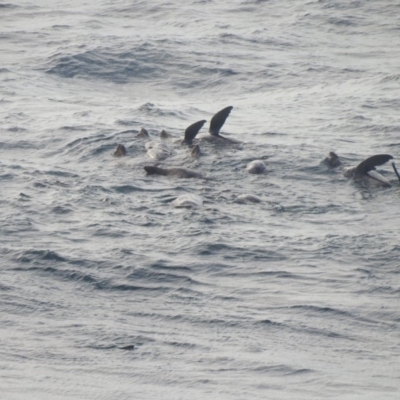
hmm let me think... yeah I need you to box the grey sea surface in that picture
[1,1,400,399]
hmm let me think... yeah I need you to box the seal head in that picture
[246,160,267,174]
[160,130,172,139]
[325,151,342,168]
[172,194,203,208]
[137,128,150,139]
[114,144,127,157]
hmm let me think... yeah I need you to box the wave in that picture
[46,43,174,84]
[0,3,18,9]
[45,40,243,91]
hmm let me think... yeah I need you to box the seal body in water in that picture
[145,141,172,161]
[236,194,262,203]
[114,144,127,157]
[172,193,203,208]
[246,160,267,174]
[342,154,394,187]
[144,166,205,179]
[119,345,135,351]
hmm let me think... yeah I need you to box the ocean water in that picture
[1,1,400,399]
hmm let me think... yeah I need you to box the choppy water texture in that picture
[1,1,400,399]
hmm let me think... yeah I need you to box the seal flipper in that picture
[355,154,393,175]
[392,162,400,182]
[183,120,206,145]
[366,170,392,187]
[209,106,233,136]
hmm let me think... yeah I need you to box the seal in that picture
[145,142,172,160]
[343,154,394,187]
[172,193,203,208]
[114,144,127,157]
[236,194,262,203]
[160,129,172,139]
[324,151,342,168]
[144,166,205,179]
[137,128,149,139]
[246,160,267,174]
[119,345,135,351]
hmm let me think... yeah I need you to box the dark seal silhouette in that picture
[201,106,240,144]
[144,166,204,179]
[137,128,149,138]
[114,144,127,157]
[181,120,207,146]
[209,106,233,136]
[324,151,342,168]
[180,106,238,145]
[343,154,394,187]
[119,345,135,351]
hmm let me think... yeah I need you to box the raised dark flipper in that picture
[355,154,393,175]
[392,162,400,182]
[183,119,206,145]
[209,106,233,136]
